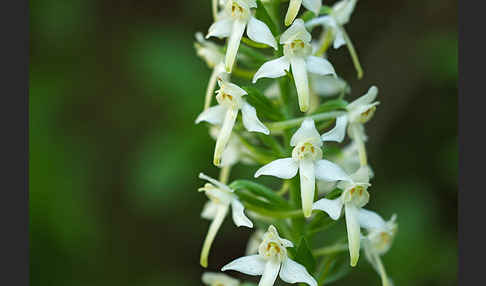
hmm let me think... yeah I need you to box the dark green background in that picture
[30,0,457,285]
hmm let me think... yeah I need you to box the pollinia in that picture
[194,1,397,286]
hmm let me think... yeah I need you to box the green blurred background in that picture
[29,0,457,285]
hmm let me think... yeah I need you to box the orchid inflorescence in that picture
[194,1,397,286]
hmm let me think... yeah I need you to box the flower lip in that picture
[225,0,253,21]
[342,185,370,208]
[292,141,323,162]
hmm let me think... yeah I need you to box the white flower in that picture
[198,173,253,267]
[196,78,269,166]
[312,166,371,266]
[305,0,358,50]
[222,225,317,286]
[252,19,336,112]
[209,126,255,167]
[310,74,348,97]
[361,211,397,286]
[320,86,379,165]
[284,0,322,26]
[195,32,229,111]
[254,118,350,217]
[203,272,240,286]
[245,229,265,255]
[206,0,277,73]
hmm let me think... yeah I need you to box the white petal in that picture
[310,74,347,97]
[200,205,229,267]
[299,158,316,218]
[222,255,266,275]
[306,56,336,76]
[201,201,219,220]
[281,238,294,248]
[213,108,239,166]
[220,139,240,167]
[199,172,233,193]
[280,19,311,44]
[321,115,347,143]
[280,258,317,286]
[332,0,357,25]
[241,102,270,134]
[290,56,310,112]
[312,198,343,220]
[345,204,361,266]
[202,272,239,286]
[258,260,281,286]
[231,198,253,228]
[225,20,247,72]
[333,27,346,49]
[357,208,386,230]
[254,158,299,179]
[203,65,224,110]
[290,118,322,147]
[207,18,233,39]
[302,0,321,15]
[220,79,248,97]
[247,17,277,50]
[284,0,303,26]
[347,86,379,110]
[315,159,351,182]
[252,56,290,83]
[350,165,371,185]
[305,15,335,30]
[195,105,228,125]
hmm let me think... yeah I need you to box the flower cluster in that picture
[194,1,397,286]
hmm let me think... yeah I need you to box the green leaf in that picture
[325,188,343,200]
[255,0,278,36]
[311,99,348,115]
[307,212,336,235]
[243,86,284,121]
[295,237,317,273]
[230,180,290,208]
[234,190,286,211]
[320,253,351,285]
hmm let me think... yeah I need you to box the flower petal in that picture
[252,56,290,83]
[200,205,229,267]
[220,138,240,167]
[302,0,321,15]
[247,17,277,50]
[357,208,386,230]
[345,204,361,266]
[231,198,253,228]
[280,258,317,286]
[222,254,266,275]
[333,27,346,49]
[195,105,228,125]
[315,159,351,182]
[258,260,281,286]
[241,102,270,134]
[290,56,310,112]
[312,198,343,220]
[201,201,219,220]
[290,118,322,147]
[321,115,347,143]
[204,64,227,110]
[280,19,311,43]
[225,19,247,72]
[347,86,379,110]
[213,108,239,166]
[299,158,316,218]
[284,0,303,26]
[310,74,347,97]
[199,172,233,193]
[305,15,335,30]
[254,158,299,179]
[350,165,371,185]
[202,272,240,286]
[207,17,233,39]
[306,56,336,76]
[220,78,248,97]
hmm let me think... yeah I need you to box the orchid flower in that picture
[222,225,317,286]
[361,210,398,286]
[284,0,322,26]
[254,118,351,217]
[196,78,269,166]
[195,32,229,111]
[206,0,277,73]
[253,19,336,112]
[312,166,371,266]
[305,0,363,78]
[198,173,253,267]
[320,86,379,166]
[203,272,240,286]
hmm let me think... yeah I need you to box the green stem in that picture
[232,66,256,80]
[241,36,272,49]
[245,204,304,219]
[314,243,348,257]
[342,28,363,79]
